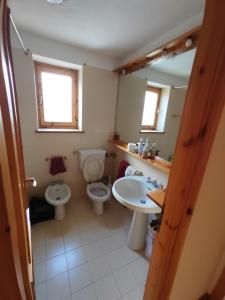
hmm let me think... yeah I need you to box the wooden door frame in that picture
[144,0,225,299]
[0,0,34,299]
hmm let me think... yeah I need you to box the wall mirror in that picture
[115,47,196,162]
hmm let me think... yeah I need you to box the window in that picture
[34,62,78,129]
[142,86,161,130]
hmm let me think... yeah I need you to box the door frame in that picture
[0,0,34,299]
[143,0,225,299]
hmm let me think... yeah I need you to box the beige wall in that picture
[111,148,169,188]
[169,105,225,300]
[12,48,118,198]
[115,74,186,160]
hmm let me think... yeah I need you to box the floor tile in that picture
[33,246,46,264]
[99,236,119,254]
[106,248,127,272]
[64,234,83,252]
[122,287,141,300]
[32,228,45,249]
[46,254,67,280]
[94,274,120,300]
[66,247,87,270]
[83,241,104,261]
[113,231,128,247]
[45,272,70,300]
[120,246,140,264]
[69,263,92,293]
[71,284,98,300]
[35,283,46,300]
[88,255,111,282]
[34,262,46,284]
[129,257,149,285]
[46,237,65,259]
[113,265,137,296]
[80,230,99,245]
[32,197,149,300]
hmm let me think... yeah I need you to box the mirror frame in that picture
[114,26,201,75]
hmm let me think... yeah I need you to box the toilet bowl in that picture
[45,182,71,220]
[78,149,111,215]
[87,182,111,215]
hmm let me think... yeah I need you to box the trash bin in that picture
[29,196,54,225]
[145,224,158,259]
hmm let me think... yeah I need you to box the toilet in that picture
[78,149,111,215]
[45,182,71,220]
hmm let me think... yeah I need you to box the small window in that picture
[142,86,161,130]
[34,62,78,129]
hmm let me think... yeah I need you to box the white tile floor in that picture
[32,197,149,300]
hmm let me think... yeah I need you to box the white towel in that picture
[125,166,143,177]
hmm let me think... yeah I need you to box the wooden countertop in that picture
[147,189,166,208]
[109,139,171,174]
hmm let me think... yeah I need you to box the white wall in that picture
[119,12,203,66]
[169,104,225,300]
[111,148,169,188]
[115,74,186,160]
[11,28,117,71]
[133,68,188,87]
[12,48,118,198]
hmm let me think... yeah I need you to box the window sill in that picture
[35,128,84,133]
[140,130,165,134]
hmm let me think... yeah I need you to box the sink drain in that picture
[140,200,147,204]
[56,197,61,200]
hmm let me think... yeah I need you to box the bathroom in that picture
[12,32,194,300]
[2,1,225,300]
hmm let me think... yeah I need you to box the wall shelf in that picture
[147,189,166,208]
[109,139,171,174]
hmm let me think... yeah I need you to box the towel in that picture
[50,156,66,176]
[117,160,129,179]
[125,166,143,177]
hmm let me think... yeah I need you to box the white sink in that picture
[112,176,162,250]
[112,176,161,214]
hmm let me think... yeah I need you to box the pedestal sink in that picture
[112,176,161,250]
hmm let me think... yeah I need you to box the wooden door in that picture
[144,0,225,299]
[0,0,34,299]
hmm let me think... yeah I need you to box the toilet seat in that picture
[83,155,104,183]
[87,182,110,202]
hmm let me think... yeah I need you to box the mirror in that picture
[115,48,196,161]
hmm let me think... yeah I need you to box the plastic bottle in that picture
[138,138,144,155]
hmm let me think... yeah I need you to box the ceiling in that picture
[8,0,205,59]
[149,48,196,78]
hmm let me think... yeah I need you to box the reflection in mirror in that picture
[115,48,196,161]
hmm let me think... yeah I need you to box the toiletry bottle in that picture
[138,138,144,155]
[142,138,150,159]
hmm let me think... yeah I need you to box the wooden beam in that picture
[114,26,201,74]
[144,0,225,299]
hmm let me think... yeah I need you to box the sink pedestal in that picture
[127,212,148,250]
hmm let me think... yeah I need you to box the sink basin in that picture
[112,176,162,250]
[112,176,161,214]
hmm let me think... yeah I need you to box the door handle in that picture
[25,177,37,187]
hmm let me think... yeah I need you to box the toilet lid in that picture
[83,155,104,182]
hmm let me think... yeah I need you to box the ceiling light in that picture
[46,0,66,5]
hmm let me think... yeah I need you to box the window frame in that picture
[141,85,161,130]
[34,61,78,129]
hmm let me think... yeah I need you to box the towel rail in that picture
[45,156,67,161]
